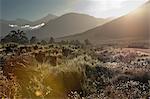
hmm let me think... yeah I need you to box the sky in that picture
[0,0,148,21]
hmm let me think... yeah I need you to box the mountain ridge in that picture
[58,1,150,46]
[0,14,58,37]
[27,12,110,39]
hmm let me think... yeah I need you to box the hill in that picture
[27,13,110,39]
[0,14,57,38]
[59,2,150,46]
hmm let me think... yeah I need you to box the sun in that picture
[85,0,148,18]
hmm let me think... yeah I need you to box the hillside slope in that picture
[0,14,57,37]
[28,13,109,39]
[59,2,150,46]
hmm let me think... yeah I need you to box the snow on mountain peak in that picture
[9,24,18,28]
[30,23,45,30]
[9,23,45,30]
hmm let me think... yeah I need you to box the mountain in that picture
[59,1,150,46]
[0,18,31,25]
[27,13,110,39]
[0,14,57,37]
[0,19,31,38]
[31,14,57,25]
[0,22,12,38]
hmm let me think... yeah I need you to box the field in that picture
[0,43,150,99]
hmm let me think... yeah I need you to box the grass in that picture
[0,44,150,99]
[2,53,86,99]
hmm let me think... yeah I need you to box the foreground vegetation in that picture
[0,42,150,99]
[0,30,150,99]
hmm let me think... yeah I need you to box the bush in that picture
[1,30,29,44]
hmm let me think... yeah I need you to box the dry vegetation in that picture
[0,43,150,99]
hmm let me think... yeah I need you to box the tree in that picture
[1,30,29,44]
[41,40,47,45]
[84,39,91,45]
[60,40,69,45]
[49,37,55,44]
[69,40,81,46]
[11,30,25,37]
[30,36,38,44]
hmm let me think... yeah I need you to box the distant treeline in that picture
[0,30,92,46]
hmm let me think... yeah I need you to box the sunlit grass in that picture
[2,53,86,98]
